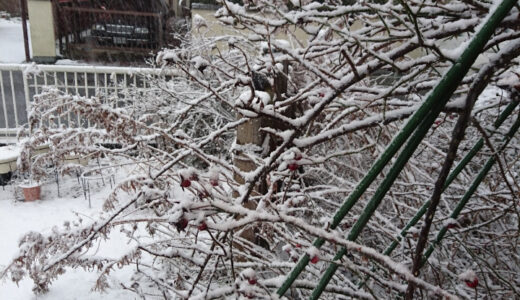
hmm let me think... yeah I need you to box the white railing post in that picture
[22,69,31,129]
[0,71,8,133]
[9,71,19,128]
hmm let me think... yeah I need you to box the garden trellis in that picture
[277,0,520,298]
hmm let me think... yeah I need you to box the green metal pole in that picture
[276,71,461,296]
[420,112,520,267]
[384,100,519,256]
[307,1,518,298]
[311,105,442,299]
[275,91,438,294]
[354,100,518,289]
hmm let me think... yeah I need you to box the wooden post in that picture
[20,0,31,62]
[157,13,163,50]
[233,117,263,246]
[27,0,57,63]
[233,63,289,252]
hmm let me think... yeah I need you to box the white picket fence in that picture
[0,63,176,144]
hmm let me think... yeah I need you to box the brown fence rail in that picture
[55,6,164,58]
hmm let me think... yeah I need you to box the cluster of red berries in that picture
[174,218,209,232]
[179,169,219,189]
[284,243,320,264]
[287,152,302,171]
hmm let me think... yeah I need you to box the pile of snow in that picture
[0,17,31,63]
[0,145,20,162]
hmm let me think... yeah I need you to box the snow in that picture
[306,246,320,258]
[458,269,477,282]
[443,218,459,228]
[0,17,31,63]
[54,59,91,66]
[0,171,134,299]
[192,13,208,30]
[22,62,41,77]
[0,145,20,162]
[237,90,271,108]
[241,268,256,279]
[497,71,520,88]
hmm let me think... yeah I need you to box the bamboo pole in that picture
[277,0,519,297]
[420,112,520,266]
[383,100,519,257]
[309,1,518,298]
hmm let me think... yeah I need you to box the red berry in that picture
[295,243,302,248]
[189,173,199,181]
[175,218,188,231]
[294,153,302,161]
[292,257,298,262]
[248,278,257,285]
[288,163,298,171]
[435,120,442,126]
[198,222,207,231]
[465,278,478,288]
[318,92,325,97]
[310,256,319,264]
[447,223,457,229]
[210,178,219,187]
[181,179,191,188]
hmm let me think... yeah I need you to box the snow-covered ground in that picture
[0,15,132,298]
[0,173,134,299]
[0,17,31,63]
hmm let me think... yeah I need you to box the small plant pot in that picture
[20,184,41,201]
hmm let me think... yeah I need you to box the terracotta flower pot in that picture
[21,184,41,201]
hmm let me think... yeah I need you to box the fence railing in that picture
[0,63,177,143]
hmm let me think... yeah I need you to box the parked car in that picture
[90,21,157,48]
[56,0,191,59]
[80,0,190,49]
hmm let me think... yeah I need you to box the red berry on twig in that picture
[175,218,189,232]
[288,163,298,171]
[465,278,478,288]
[248,278,257,285]
[181,179,191,188]
[198,222,207,231]
[310,256,319,264]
